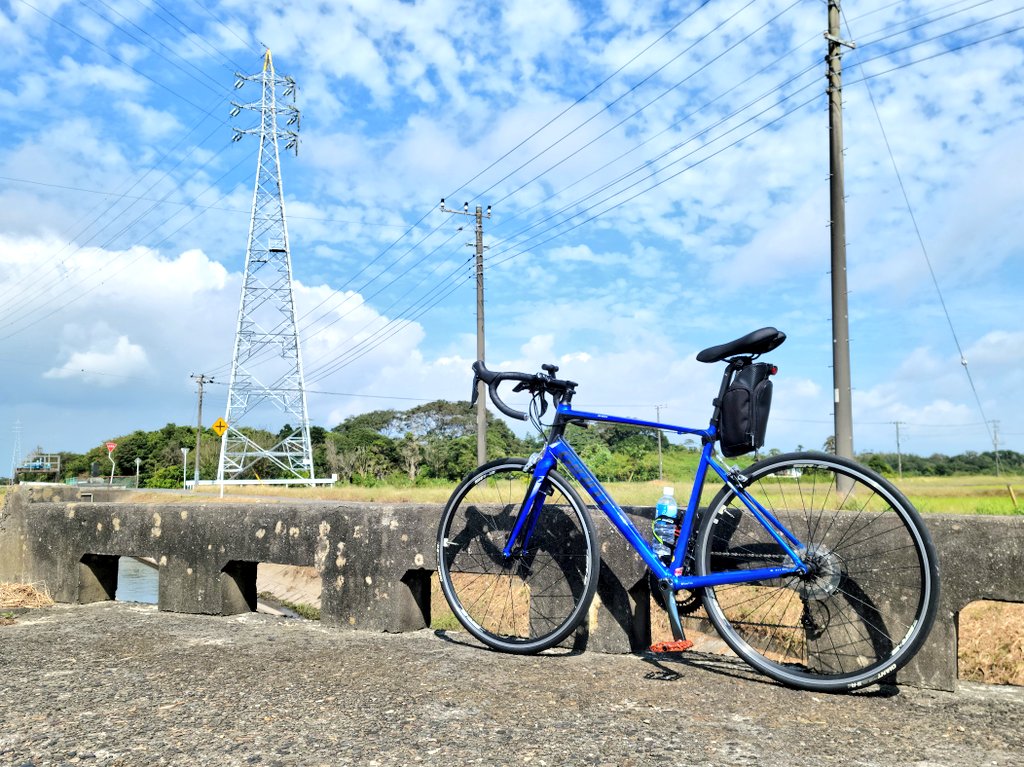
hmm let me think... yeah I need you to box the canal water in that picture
[116,557,159,604]
[112,559,309,617]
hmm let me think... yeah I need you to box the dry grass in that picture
[958,601,1024,686]
[0,582,54,623]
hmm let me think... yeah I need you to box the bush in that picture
[145,466,184,489]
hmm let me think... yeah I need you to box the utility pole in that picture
[10,420,21,485]
[191,374,213,488]
[441,198,491,467]
[655,404,666,481]
[827,0,856,483]
[893,421,903,479]
[992,420,1001,476]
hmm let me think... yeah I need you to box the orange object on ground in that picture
[649,639,694,653]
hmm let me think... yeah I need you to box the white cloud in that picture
[45,333,150,385]
[0,0,1021,462]
[116,101,184,140]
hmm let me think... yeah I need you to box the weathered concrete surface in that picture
[0,493,439,632]
[1,602,1021,767]
[2,486,1022,693]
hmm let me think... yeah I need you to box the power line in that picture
[445,1,715,201]
[17,0,231,117]
[220,4,1019,389]
[0,177,413,226]
[842,6,999,449]
[477,0,764,197]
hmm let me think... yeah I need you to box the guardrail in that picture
[1,484,1020,691]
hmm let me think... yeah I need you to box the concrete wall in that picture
[1,485,1021,691]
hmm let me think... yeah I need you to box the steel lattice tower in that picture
[217,50,313,483]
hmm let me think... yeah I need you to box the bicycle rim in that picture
[696,452,939,692]
[436,458,599,654]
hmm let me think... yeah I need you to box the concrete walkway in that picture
[1,602,1021,767]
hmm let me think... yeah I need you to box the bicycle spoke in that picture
[437,459,599,653]
[698,453,938,691]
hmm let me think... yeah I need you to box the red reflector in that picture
[770,365,778,375]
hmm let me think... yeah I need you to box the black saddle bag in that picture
[719,362,774,458]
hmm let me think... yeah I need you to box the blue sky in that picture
[0,0,1022,470]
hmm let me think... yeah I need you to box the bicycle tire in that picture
[695,452,939,692]
[436,457,599,654]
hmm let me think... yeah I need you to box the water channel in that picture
[116,557,159,604]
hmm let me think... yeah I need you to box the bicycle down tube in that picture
[504,409,809,592]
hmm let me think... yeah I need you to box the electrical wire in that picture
[445,1,715,202]
[237,2,1024,391]
[475,0,765,202]
[0,152,254,341]
[841,6,1005,447]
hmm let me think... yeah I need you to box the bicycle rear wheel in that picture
[436,458,599,654]
[695,452,939,692]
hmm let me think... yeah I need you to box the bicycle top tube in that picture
[555,403,712,440]
[521,430,805,592]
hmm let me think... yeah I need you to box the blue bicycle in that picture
[436,328,940,692]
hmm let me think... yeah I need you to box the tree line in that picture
[14,400,1022,487]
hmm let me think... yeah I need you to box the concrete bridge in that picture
[1,483,1022,692]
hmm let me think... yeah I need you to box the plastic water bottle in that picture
[652,487,678,563]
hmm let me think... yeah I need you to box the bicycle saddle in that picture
[696,327,786,363]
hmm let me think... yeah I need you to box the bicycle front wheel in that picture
[436,458,599,654]
[696,452,939,692]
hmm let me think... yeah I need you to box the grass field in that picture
[178,470,1024,516]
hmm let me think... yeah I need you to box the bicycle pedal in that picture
[649,639,694,653]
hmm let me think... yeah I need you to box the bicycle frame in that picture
[502,404,810,593]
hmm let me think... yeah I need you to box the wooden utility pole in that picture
[191,373,213,488]
[894,421,904,479]
[441,199,491,466]
[827,0,855,471]
[992,420,1001,476]
[655,404,666,481]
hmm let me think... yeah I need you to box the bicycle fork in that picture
[500,455,555,559]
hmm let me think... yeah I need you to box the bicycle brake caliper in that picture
[726,466,748,486]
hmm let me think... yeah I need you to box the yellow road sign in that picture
[212,418,228,437]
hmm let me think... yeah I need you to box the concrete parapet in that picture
[1,486,1020,691]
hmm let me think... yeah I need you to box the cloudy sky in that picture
[1,0,1021,472]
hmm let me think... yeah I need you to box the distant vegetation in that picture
[11,400,1022,488]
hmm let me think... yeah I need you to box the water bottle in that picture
[652,487,678,563]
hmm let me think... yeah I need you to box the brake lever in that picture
[470,375,480,405]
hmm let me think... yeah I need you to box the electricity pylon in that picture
[217,49,314,484]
